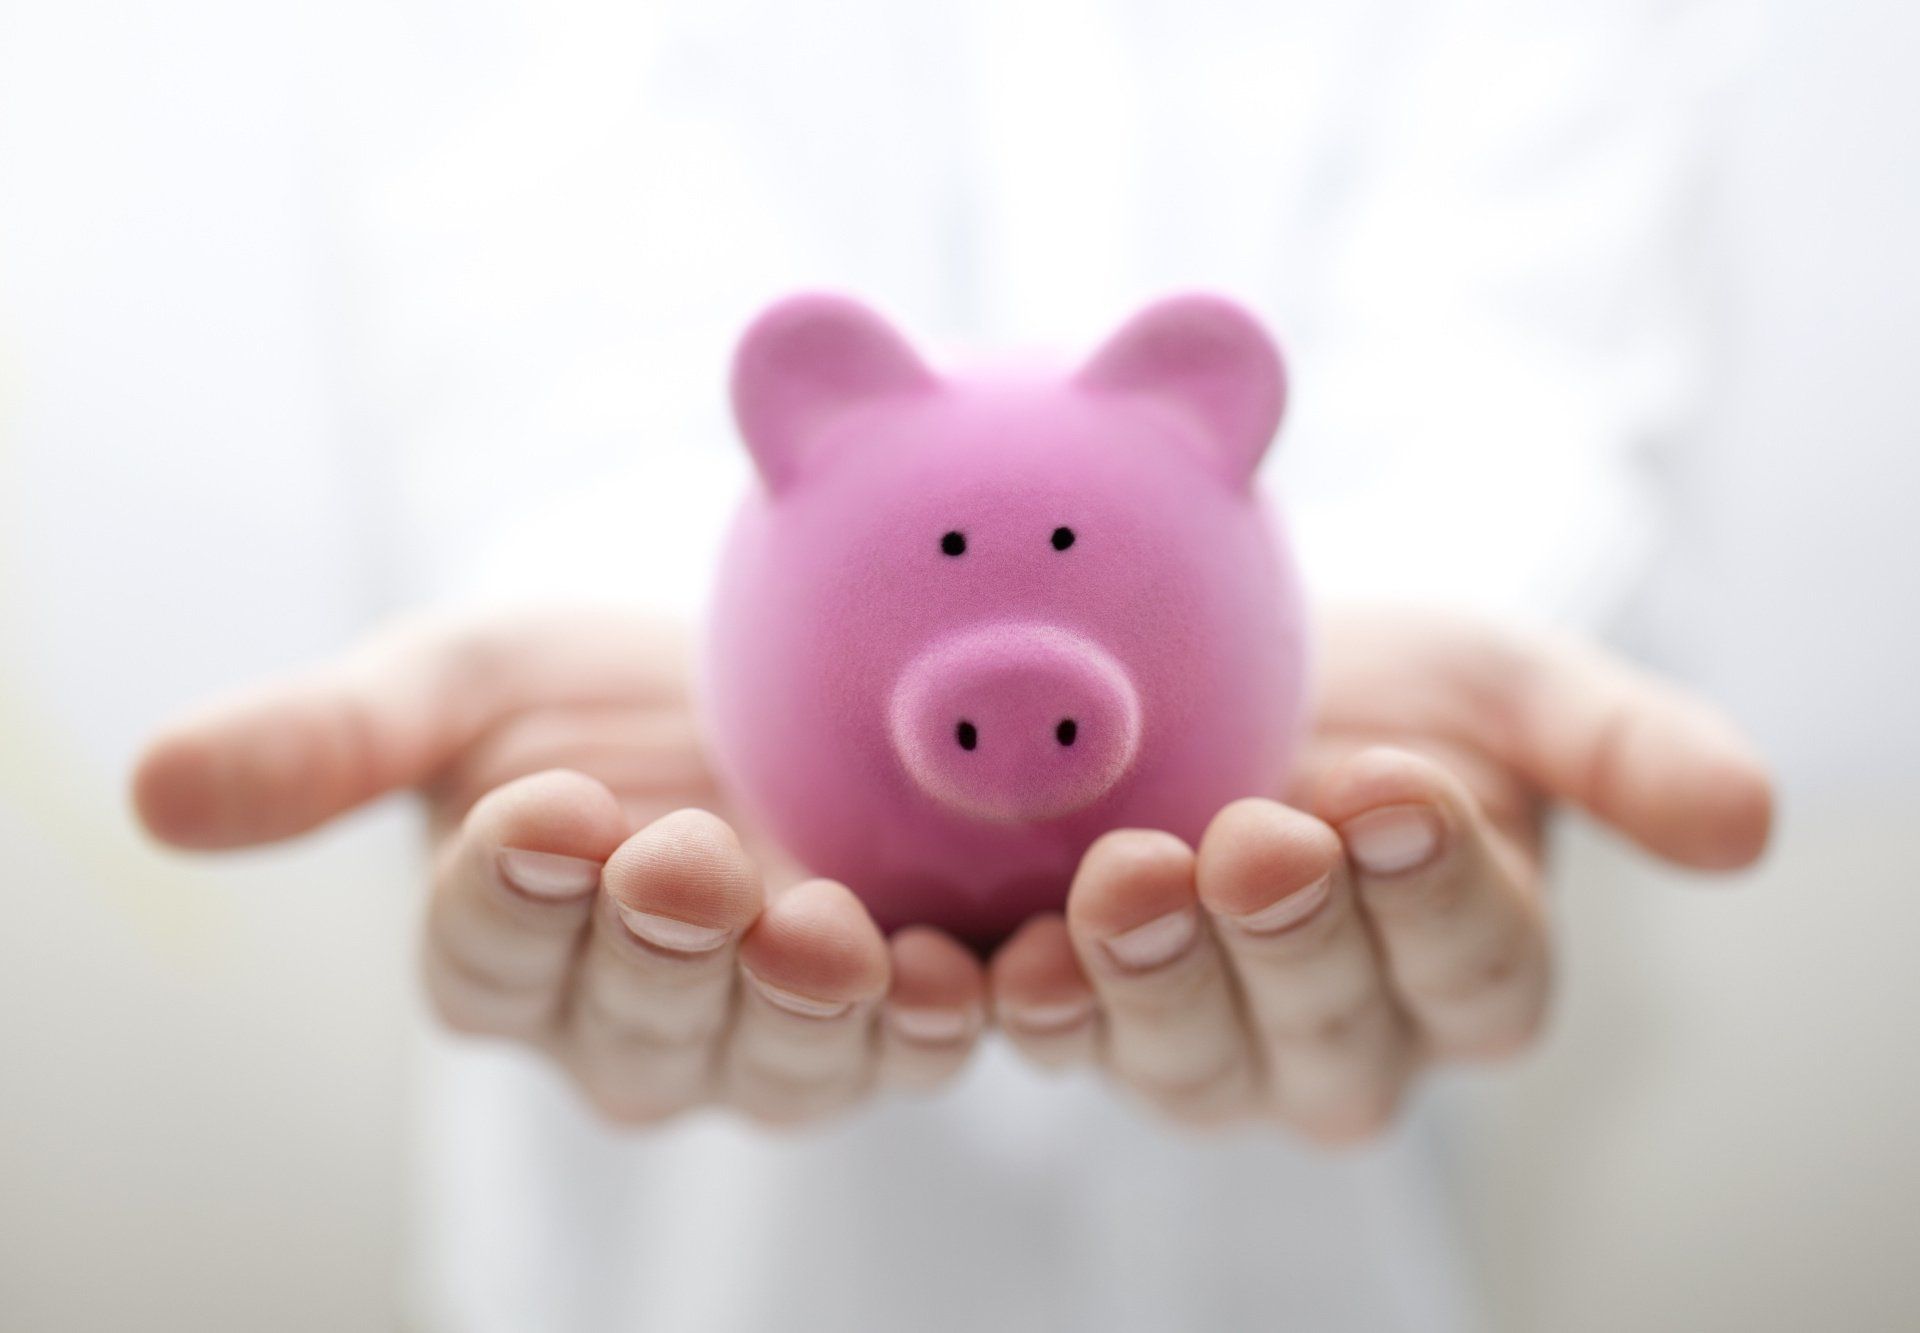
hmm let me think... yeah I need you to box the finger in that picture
[131,611,682,849]
[1475,625,1774,869]
[1066,830,1255,1123]
[987,914,1099,1070]
[421,769,628,1041]
[1317,747,1552,1061]
[876,927,987,1093]
[562,809,764,1126]
[1196,799,1414,1144]
[724,880,890,1125]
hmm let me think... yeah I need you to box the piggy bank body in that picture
[704,294,1309,946]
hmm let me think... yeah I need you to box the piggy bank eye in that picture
[1050,526,1076,551]
[940,530,967,557]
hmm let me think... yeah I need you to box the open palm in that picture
[134,605,1770,1138]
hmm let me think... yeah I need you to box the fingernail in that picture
[617,906,731,954]
[1008,997,1095,1033]
[886,1006,973,1043]
[498,848,600,900]
[1233,872,1333,934]
[745,971,852,1020]
[1344,806,1443,877]
[1102,908,1198,971]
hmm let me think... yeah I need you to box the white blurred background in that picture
[2,1,1916,1329]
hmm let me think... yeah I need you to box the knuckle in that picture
[429,994,543,1041]
[577,985,726,1050]
[1120,1051,1253,1121]
[1579,701,1641,831]
[1260,981,1384,1050]
[422,964,554,1041]
[1403,931,1544,1010]
[1295,1005,1368,1048]
[1361,867,1471,921]
[328,693,385,798]
[1104,944,1221,1014]
[428,930,544,994]
[1431,1001,1551,1064]
[564,1051,701,1128]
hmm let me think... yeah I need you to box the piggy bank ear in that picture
[1075,294,1286,489]
[730,293,936,492]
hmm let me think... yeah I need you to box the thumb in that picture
[132,610,679,850]
[1483,626,1775,871]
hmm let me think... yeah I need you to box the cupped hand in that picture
[135,606,1773,1142]
[987,607,1774,1142]
[133,611,988,1127]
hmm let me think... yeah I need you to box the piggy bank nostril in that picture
[889,626,1144,822]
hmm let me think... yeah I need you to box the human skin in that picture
[131,604,1772,1139]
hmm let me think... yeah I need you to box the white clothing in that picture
[121,2,1728,1329]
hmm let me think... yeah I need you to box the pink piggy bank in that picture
[703,293,1309,948]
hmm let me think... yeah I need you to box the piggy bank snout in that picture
[889,626,1142,823]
